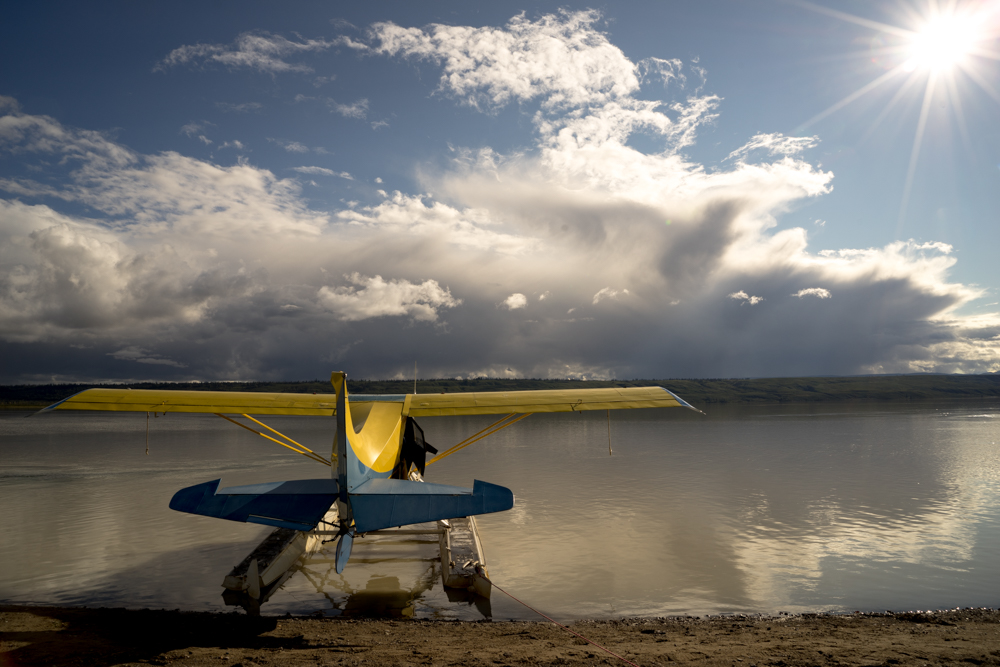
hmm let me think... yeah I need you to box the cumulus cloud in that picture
[793,287,832,299]
[0,201,244,343]
[155,32,334,74]
[336,191,535,255]
[1,11,998,382]
[592,287,629,304]
[729,291,764,306]
[317,273,459,322]
[371,11,638,110]
[502,293,527,310]
[370,10,719,153]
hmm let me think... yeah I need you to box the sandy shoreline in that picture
[3,605,999,666]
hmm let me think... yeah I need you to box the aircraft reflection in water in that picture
[40,372,698,614]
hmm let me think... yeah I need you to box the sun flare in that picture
[799,0,999,232]
[906,14,980,71]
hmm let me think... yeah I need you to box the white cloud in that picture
[317,273,459,322]
[0,110,133,170]
[502,293,527,310]
[639,57,686,88]
[329,98,369,119]
[271,139,309,153]
[180,120,213,138]
[293,166,335,176]
[156,32,334,74]
[792,287,832,299]
[726,133,819,162]
[291,166,352,180]
[370,10,719,154]
[592,287,629,304]
[336,191,535,255]
[0,201,232,343]
[371,10,639,111]
[729,291,765,306]
[0,96,20,113]
[269,138,328,154]
[332,34,368,50]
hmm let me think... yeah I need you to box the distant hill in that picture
[2,374,999,409]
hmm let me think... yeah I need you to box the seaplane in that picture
[40,373,699,610]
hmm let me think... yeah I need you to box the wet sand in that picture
[3,605,999,666]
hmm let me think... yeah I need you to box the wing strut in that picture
[214,413,333,467]
[426,412,531,467]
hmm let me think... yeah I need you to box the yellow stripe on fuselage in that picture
[345,400,404,474]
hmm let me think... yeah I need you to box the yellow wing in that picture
[40,385,697,416]
[38,388,341,416]
[405,386,697,416]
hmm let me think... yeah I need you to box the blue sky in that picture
[1,1,998,382]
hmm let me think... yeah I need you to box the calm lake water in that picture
[2,400,999,620]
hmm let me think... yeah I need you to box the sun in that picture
[905,14,981,71]
[796,0,999,232]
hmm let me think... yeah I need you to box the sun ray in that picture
[791,0,999,240]
[897,73,939,236]
[943,69,975,160]
[859,70,926,145]
[960,63,1000,104]
[968,46,1000,61]
[798,66,905,131]
[785,0,915,38]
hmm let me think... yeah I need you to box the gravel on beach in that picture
[3,604,999,666]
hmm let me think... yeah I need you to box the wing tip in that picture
[659,387,705,414]
[34,388,93,416]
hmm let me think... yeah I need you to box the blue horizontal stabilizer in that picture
[349,478,514,533]
[169,478,339,532]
